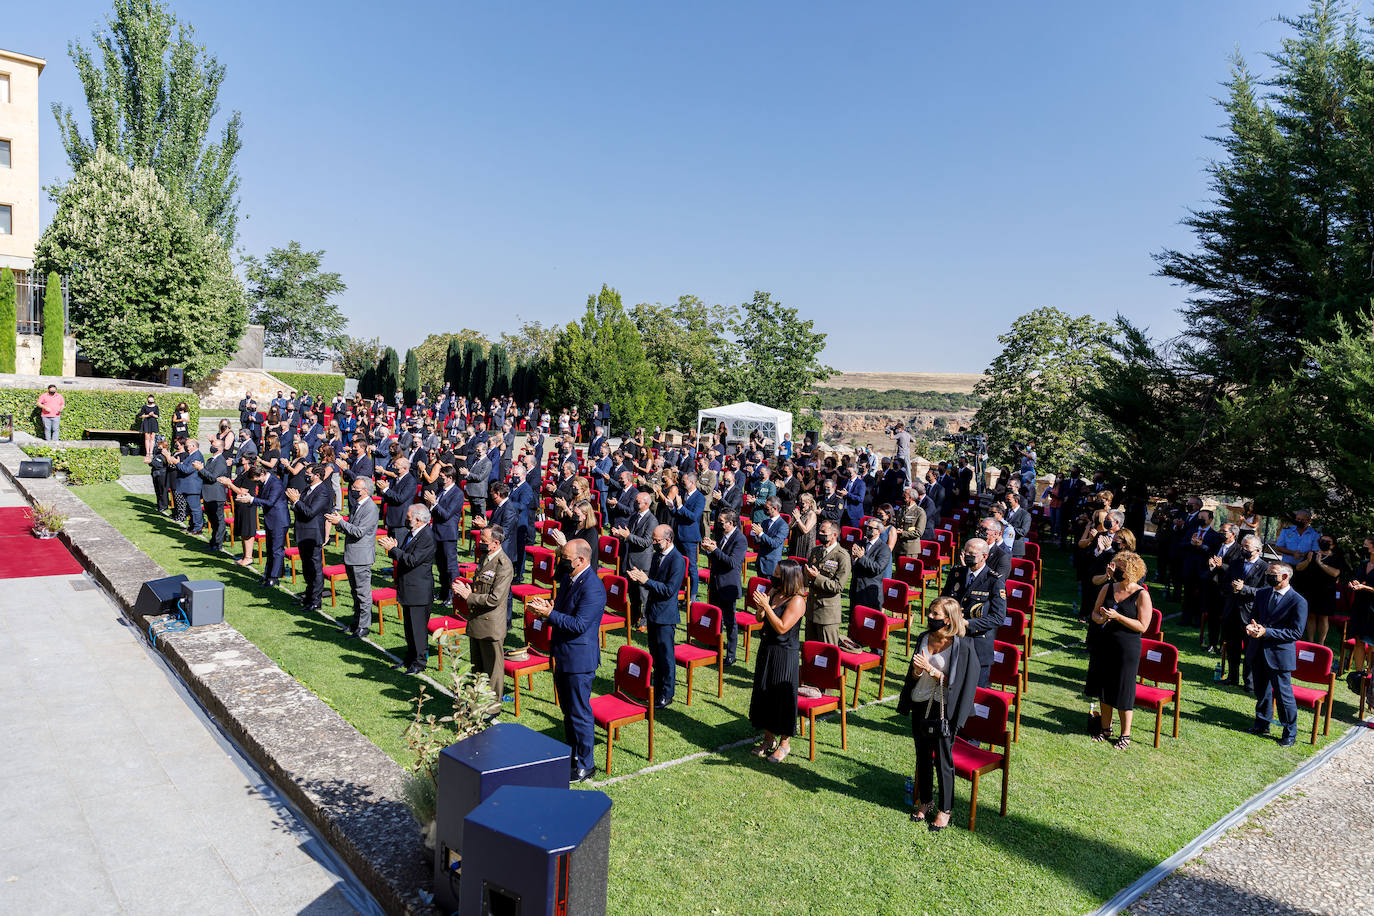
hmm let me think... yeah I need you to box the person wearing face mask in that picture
[629,525,687,708]
[1221,534,1269,691]
[1086,551,1153,749]
[1204,523,1245,653]
[1275,509,1320,573]
[1301,535,1344,647]
[1244,563,1308,746]
[940,538,1006,688]
[804,520,851,645]
[377,505,436,674]
[139,395,161,461]
[850,517,892,613]
[1346,537,1374,692]
[326,478,379,638]
[977,518,1012,581]
[192,440,231,553]
[897,597,980,831]
[746,559,808,763]
[528,540,606,782]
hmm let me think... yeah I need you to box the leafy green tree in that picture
[35,148,244,379]
[403,349,420,405]
[40,272,65,375]
[727,291,832,419]
[458,340,481,398]
[0,270,15,373]
[54,0,243,245]
[336,335,385,381]
[499,319,561,364]
[378,347,400,400]
[632,295,737,428]
[444,338,463,390]
[544,285,665,430]
[242,241,347,360]
[971,307,1115,473]
[411,330,487,394]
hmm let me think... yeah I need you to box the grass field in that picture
[76,481,1362,914]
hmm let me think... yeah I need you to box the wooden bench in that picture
[83,429,144,452]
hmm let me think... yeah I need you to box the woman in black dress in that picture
[138,396,160,460]
[1089,550,1153,749]
[222,454,260,566]
[747,558,807,763]
[1302,534,1344,646]
[1345,537,1374,677]
[172,402,191,442]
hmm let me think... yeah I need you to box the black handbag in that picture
[918,681,950,739]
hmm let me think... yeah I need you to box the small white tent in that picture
[696,401,793,447]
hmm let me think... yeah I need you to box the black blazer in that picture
[381,473,417,528]
[197,453,230,502]
[896,635,980,731]
[390,526,436,606]
[941,565,1007,672]
[851,537,892,609]
[293,482,332,543]
[1224,555,1270,621]
[706,527,747,598]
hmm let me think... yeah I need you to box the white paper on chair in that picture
[814,655,829,668]
[698,615,709,626]
[973,703,989,719]
[1298,649,1315,662]
[627,663,641,678]
[863,617,876,629]
[532,619,543,631]
[887,587,898,598]
[611,584,621,595]
[1145,649,1161,663]
[993,651,1004,664]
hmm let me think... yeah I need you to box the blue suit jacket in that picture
[174,451,204,495]
[707,528,747,597]
[1247,587,1309,672]
[509,481,536,534]
[671,489,705,546]
[488,498,522,564]
[842,477,866,523]
[548,568,606,674]
[251,474,291,530]
[754,514,788,568]
[644,548,687,626]
[430,485,464,541]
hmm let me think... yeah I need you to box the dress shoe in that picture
[724,656,736,666]
[391,661,405,670]
[345,631,367,641]
[405,663,424,674]
[1245,724,1270,737]
[654,699,670,710]
[571,766,597,784]
[1277,735,1297,747]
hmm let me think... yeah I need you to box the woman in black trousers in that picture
[897,596,980,831]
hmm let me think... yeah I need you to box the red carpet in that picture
[0,508,84,577]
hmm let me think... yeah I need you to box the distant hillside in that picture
[813,387,982,411]
[817,371,982,394]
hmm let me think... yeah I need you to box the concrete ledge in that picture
[0,443,434,916]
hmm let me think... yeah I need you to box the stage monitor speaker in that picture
[166,367,185,387]
[180,579,225,627]
[18,457,52,478]
[459,785,611,916]
[134,575,189,618]
[435,723,571,915]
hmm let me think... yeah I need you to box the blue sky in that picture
[8,1,1306,372]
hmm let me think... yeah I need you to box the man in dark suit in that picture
[942,537,1007,688]
[850,517,893,612]
[286,464,332,611]
[530,539,606,782]
[716,473,744,521]
[1005,492,1032,559]
[614,492,657,629]
[1244,563,1309,746]
[425,466,464,603]
[917,483,940,540]
[326,477,378,638]
[507,468,536,580]
[671,473,705,601]
[194,442,230,552]
[1204,522,1245,652]
[1221,534,1269,690]
[957,457,974,501]
[630,524,687,708]
[839,466,866,528]
[753,497,788,578]
[243,463,290,587]
[379,505,436,674]
[1181,508,1222,627]
[478,482,521,622]
[174,439,206,534]
[976,518,1013,580]
[337,439,373,486]
[378,456,417,542]
[701,509,747,665]
[606,469,638,531]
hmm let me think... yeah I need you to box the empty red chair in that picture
[1022,540,1042,588]
[590,644,654,774]
[737,577,770,661]
[512,546,557,623]
[894,554,928,622]
[1004,579,1037,656]
[1329,588,1354,653]
[1009,558,1035,593]
[996,608,1030,691]
[840,525,862,552]
[504,609,556,717]
[985,640,1024,742]
[879,578,913,652]
[323,564,347,607]
[282,546,300,583]
[674,602,724,704]
[537,519,562,547]
[933,527,955,566]
[370,587,398,636]
[839,606,892,707]
[1134,639,1182,748]
[796,641,847,760]
[1142,606,1163,641]
[918,540,945,582]
[1290,640,1336,744]
[597,534,621,570]
[599,573,632,647]
[952,687,1012,831]
[427,584,469,672]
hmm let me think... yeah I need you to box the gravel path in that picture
[1127,725,1374,916]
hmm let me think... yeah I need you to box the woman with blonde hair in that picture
[790,492,818,558]
[897,596,980,831]
[1088,550,1153,749]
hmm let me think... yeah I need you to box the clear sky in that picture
[7,1,1306,372]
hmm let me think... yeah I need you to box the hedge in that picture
[20,444,122,484]
[269,371,347,403]
[0,388,198,440]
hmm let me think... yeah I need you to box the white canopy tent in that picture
[696,401,793,448]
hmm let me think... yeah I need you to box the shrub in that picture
[40,271,65,376]
[21,444,122,484]
[0,269,15,374]
[269,371,346,403]
[0,388,197,439]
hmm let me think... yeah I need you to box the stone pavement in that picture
[1128,725,1374,916]
[0,568,377,916]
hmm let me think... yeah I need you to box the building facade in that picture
[0,48,45,277]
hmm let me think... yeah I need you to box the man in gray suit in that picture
[327,477,379,638]
[463,441,493,520]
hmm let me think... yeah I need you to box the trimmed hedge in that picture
[21,444,122,484]
[269,371,346,402]
[0,388,198,440]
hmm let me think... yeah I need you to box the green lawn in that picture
[76,482,1362,914]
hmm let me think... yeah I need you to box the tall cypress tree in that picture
[488,343,512,397]
[378,347,400,401]
[403,348,419,405]
[40,272,65,376]
[444,337,463,390]
[0,270,15,374]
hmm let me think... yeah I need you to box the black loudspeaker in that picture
[134,575,189,619]
[180,580,225,627]
[434,723,572,915]
[804,430,819,450]
[18,457,52,478]
[166,367,184,387]
[460,786,611,916]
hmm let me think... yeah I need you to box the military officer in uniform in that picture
[941,537,1007,687]
[804,520,851,644]
[895,487,928,557]
[453,524,515,702]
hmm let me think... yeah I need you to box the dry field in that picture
[817,371,982,393]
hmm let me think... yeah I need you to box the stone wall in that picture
[14,333,77,376]
[226,324,265,370]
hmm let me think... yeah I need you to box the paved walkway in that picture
[1129,724,1374,915]
[0,483,377,915]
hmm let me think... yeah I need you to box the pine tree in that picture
[0,270,15,374]
[39,272,65,376]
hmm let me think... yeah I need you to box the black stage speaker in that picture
[18,457,52,478]
[460,785,611,916]
[180,580,225,627]
[434,723,572,914]
[166,367,184,387]
[134,575,189,618]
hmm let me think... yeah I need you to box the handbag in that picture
[918,678,951,739]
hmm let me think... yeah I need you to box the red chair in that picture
[840,525,862,552]
[370,587,398,635]
[537,519,562,547]
[1290,640,1335,744]
[504,609,557,717]
[894,554,928,622]
[1023,540,1042,588]
[282,546,300,583]
[599,573,632,648]
[322,564,347,607]
[996,609,1030,691]
[1135,639,1182,748]
[1142,606,1163,641]
[879,578,913,652]
[1005,579,1037,656]
[590,645,654,774]
[918,540,945,584]
[737,577,770,661]
[1329,588,1354,660]
[1009,558,1036,594]
[427,585,470,672]
[985,640,1024,742]
[933,527,955,567]
[839,606,892,708]
[512,546,556,623]
[952,687,1012,831]
[597,534,621,571]
[674,603,724,704]
[796,641,848,760]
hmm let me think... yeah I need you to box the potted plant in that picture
[29,503,68,540]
